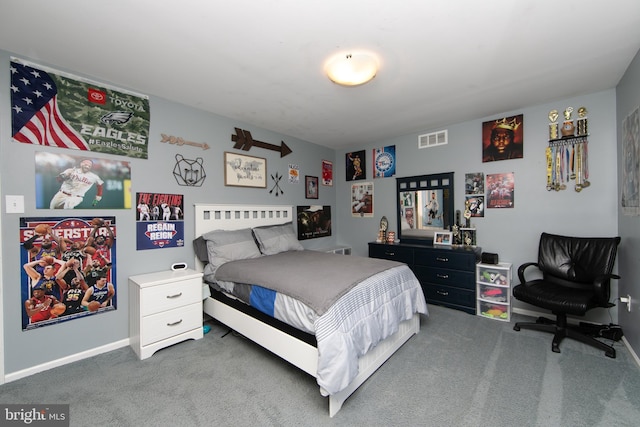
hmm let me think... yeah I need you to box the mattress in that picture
[208,252,428,395]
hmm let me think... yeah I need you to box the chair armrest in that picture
[592,273,621,304]
[517,262,539,285]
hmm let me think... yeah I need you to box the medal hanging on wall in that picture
[546,106,590,193]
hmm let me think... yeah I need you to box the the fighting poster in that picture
[135,192,185,250]
[11,58,150,159]
[35,151,131,209]
[20,216,117,330]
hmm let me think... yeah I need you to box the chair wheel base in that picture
[513,319,616,359]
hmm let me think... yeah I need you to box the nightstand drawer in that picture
[141,302,202,346]
[140,278,201,316]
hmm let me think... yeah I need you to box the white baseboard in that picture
[512,307,640,369]
[4,338,130,383]
[622,336,640,369]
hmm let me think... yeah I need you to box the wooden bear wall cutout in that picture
[231,128,292,157]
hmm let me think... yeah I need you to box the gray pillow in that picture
[252,222,303,255]
[193,236,209,263]
[202,228,262,277]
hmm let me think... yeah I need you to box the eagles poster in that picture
[135,192,185,250]
[10,58,150,159]
[20,216,117,330]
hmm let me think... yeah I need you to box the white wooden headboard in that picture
[194,204,294,271]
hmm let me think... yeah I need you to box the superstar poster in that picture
[10,58,150,159]
[135,192,185,250]
[20,216,117,330]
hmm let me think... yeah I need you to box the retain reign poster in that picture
[135,192,185,250]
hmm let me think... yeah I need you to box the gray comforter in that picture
[214,250,403,315]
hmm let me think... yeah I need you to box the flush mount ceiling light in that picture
[325,52,378,87]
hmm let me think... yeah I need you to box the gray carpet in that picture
[2,304,640,426]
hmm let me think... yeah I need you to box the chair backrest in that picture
[537,233,621,297]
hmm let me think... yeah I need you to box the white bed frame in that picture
[194,204,420,417]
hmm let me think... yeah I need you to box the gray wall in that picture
[617,48,640,353]
[335,90,620,325]
[2,45,638,376]
[0,50,337,374]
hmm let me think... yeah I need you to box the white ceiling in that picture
[2,1,640,150]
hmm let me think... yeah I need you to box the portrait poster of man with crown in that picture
[482,114,524,162]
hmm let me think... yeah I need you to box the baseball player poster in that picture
[20,216,117,330]
[35,151,131,209]
[10,58,150,159]
[135,192,185,250]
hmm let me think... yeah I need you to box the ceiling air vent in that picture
[418,130,448,149]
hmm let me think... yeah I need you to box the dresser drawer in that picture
[423,284,476,312]
[141,302,202,346]
[140,278,202,316]
[369,244,414,264]
[414,265,475,290]
[414,248,477,270]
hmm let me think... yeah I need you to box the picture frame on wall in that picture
[224,151,267,188]
[433,231,453,246]
[305,176,319,199]
[322,160,333,186]
[346,150,366,181]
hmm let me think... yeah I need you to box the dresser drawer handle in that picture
[167,319,183,327]
[384,251,395,256]
[436,290,449,296]
[436,274,449,279]
[436,257,449,262]
[166,292,183,299]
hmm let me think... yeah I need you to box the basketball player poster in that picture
[19,216,117,330]
[135,192,185,250]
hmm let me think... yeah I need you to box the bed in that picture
[194,204,428,416]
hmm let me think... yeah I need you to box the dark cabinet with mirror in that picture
[369,172,480,314]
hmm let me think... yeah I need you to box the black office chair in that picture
[512,232,621,358]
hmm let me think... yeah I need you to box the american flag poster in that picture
[10,58,150,159]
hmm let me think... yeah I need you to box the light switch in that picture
[6,195,25,214]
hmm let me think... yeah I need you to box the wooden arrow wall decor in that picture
[232,127,292,157]
[160,133,210,150]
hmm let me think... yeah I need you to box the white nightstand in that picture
[129,269,204,360]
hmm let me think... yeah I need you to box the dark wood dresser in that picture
[369,242,481,314]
